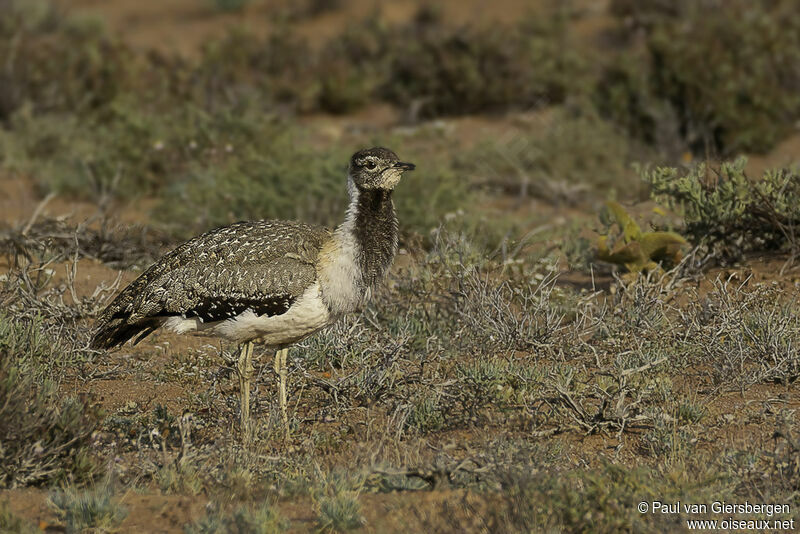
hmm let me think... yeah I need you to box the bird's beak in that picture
[394,161,416,171]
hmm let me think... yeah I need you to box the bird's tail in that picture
[91,314,159,350]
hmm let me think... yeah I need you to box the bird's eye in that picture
[366,160,377,170]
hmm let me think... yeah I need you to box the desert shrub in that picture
[157,126,347,236]
[48,484,127,533]
[394,160,471,236]
[190,27,313,111]
[185,503,287,534]
[642,418,696,459]
[2,100,273,200]
[404,391,446,434]
[314,17,389,114]
[681,281,800,392]
[185,7,587,118]
[311,471,365,533]
[461,108,639,203]
[644,158,800,262]
[3,97,470,238]
[593,52,685,159]
[157,463,204,496]
[383,10,586,118]
[485,462,732,533]
[601,0,800,155]
[453,268,568,354]
[748,417,800,504]
[0,313,56,377]
[0,314,101,488]
[0,214,167,270]
[0,2,589,123]
[0,0,143,121]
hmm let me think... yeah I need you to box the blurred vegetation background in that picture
[1,0,798,247]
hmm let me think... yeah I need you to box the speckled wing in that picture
[92,220,331,349]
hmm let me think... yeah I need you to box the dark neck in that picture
[352,186,398,288]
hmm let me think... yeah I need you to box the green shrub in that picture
[487,462,732,533]
[157,463,204,496]
[593,51,684,159]
[156,123,348,236]
[644,158,800,262]
[601,0,800,155]
[0,314,101,488]
[3,100,275,200]
[185,503,287,534]
[159,127,471,237]
[682,281,800,392]
[0,0,142,120]
[404,391,446,434]
[314,17,389,114]
[461,108,638,203]
[191,27,313,111]
[48,484,127,533]
[3,97,469,238]
[312,471,365,533]
[383,10,586,117]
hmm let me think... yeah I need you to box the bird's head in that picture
[348,147,415,191]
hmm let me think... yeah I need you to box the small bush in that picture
[3,101,279,201]
[48,484,127,534]
[4,98,470,238]
[157,463,204,496]
[190,27,313,111]
[0,1,142,120]
[0,314,101,488]
[644,158,800,262]
[601,0,800,155]
[312,471,365,533]
[593,53,685,159]
[461,108,638,203]
[404,391,446,434]
[754,418,800,502]
[642,418,696,459]
[453,268,567,354]
[490,462,731,533]
[682,281,800,392]
[185,503,287,534]
[158,125,347,236]
[314,17,388,114]
[384,10,586,117]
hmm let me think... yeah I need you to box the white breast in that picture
[316,228,364,317]
[314,179,366,316]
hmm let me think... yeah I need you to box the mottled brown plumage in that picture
[92,220,329,349]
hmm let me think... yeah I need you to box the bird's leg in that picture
[274,347,289,440]
[237,341,255,438]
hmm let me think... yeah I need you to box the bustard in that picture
[91,147,414,437]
